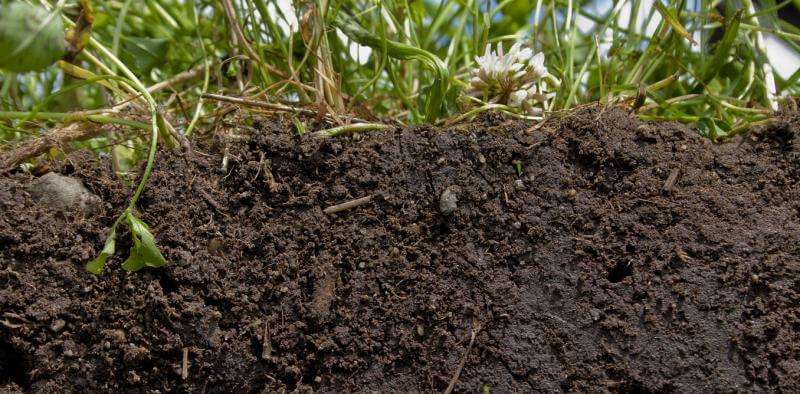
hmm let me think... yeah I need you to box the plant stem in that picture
[0,111,149,130]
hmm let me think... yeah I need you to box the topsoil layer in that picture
[2,107,800,392]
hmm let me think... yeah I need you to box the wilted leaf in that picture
[654,3,697,46]
[86,227,117,275]
[121,213,167,272]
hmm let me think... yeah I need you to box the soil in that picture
[2,106,800,392]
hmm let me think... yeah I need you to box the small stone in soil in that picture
[26,172,102,215]
[439,186,460,215]
[566,189,578,200]
[50,319,65,333]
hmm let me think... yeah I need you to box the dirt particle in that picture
[310,263,335,321]
[110,330,126,344]
[207,237,226,254]
[62,340,77,358]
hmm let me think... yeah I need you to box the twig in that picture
[181,348,189,380]
[202,93,315,116]
[444,321,482,394]
[193,183,226,214]
[661,168,681,195]
[0,71,201,172]
[311,123,392,138]
[202,93,369,124]
[1,122,105,172]
[146,65,206,95]
[262,321,273,359]
[323,194,376,215]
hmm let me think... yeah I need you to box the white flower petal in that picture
[509,90,528,108]
[518,48,533,62]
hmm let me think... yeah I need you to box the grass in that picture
[1,1,797,140]
[0,0,799,272]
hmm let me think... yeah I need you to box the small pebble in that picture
[514,179,525,190]
[358,262,366,270]
[112,329,126,343]
[512,221,522,229]
[439,186,460,215]
[566,189,577,200]
[50,319,65,333]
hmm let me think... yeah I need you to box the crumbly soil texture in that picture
[2,107,800,392]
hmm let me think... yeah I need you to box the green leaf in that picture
[119,36,169,74]
[697,117,732,141]
[86,227,117,275]
[293,118,306,136]
[121,213,167,272]
[698,10,743,89]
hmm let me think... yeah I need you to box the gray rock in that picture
[439,186,460,215]
[26,172,101,215]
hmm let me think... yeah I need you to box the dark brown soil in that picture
[2,107,800,392]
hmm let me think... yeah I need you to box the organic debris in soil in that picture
[1,107,800,391]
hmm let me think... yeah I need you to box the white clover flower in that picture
[509,86,535,108]
[528,52,547,79]
[469,42,558,114]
